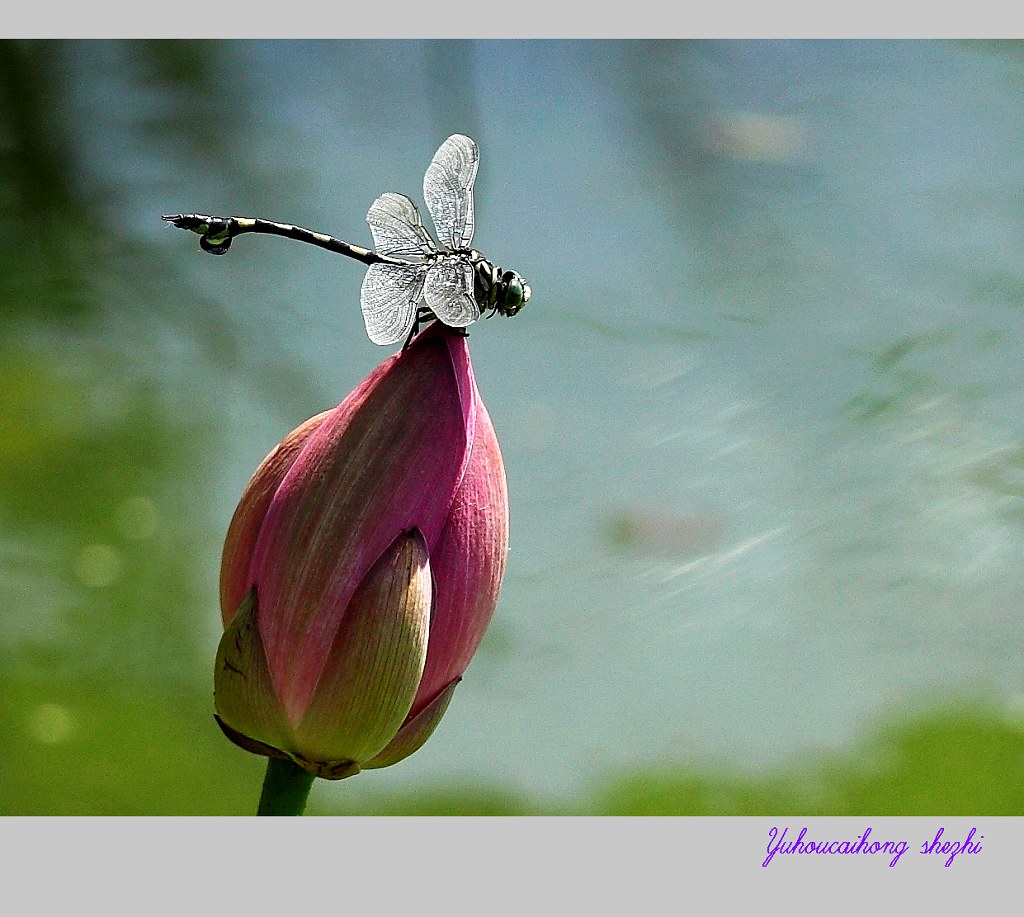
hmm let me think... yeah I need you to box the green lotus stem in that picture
[257,758,314,816]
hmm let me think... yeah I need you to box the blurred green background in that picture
[2,39,1024,815]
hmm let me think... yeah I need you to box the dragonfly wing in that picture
[366,192,437,259]
[423,257,480,328]
[360,262,427,345]
[423,134,479,251]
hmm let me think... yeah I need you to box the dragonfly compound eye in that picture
[500,272,529,315]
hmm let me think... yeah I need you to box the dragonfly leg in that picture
[402,324,419,350]
[403,307,438,350]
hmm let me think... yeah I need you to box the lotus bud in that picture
[213,324,508,779]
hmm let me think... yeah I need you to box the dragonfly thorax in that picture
[464,249,532,318]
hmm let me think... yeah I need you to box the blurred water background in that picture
[3,39,1024,815]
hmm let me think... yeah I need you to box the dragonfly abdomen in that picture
[162,214,399,266]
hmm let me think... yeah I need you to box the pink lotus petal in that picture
[363,677,461,770]
[294,529,431,766]
[213,589,294,756]
[220,411,331,626]
[250,330,475,721]
[412,397,508,717]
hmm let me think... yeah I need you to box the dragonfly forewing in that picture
[361,262,428,345]
[423,256,479,328]
[366,192,437,260]
[423,134,478,252]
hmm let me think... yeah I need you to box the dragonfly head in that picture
[497,269,531,317]
[468,253,530,318]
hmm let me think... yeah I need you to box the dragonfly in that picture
[164,134,531,347]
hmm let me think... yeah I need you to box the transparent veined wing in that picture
[423,134,479,252]
[423,256,479,328]
[366,192,437,260]
[360,262,427,345]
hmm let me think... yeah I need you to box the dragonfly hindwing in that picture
[424,134,479,252]
[361,262,428,346]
